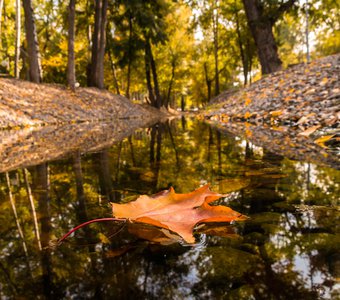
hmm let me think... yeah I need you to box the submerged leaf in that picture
[215,178,251,194]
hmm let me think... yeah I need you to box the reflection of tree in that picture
[94,149,121,203]
[24,168,42,250]
[72,151,88,223]
[30,163,54,298]
[5,172,29,256]
[149,123,163,190]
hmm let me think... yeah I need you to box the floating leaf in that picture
[58,185,248,245]
[112,185,247,243]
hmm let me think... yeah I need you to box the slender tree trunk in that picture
[235,7,248,86]
[213,0,219,96]
[248,43,253,83]
[166,58,176,108]
[15,0,21,78]
[22,0,42,83]
[67,0,76,90]
[0,0,4,48]
[97,0,108,88]
[242,0,282,74]
[126,13,132,99]
[144,43,156,107]
[146,38,161,108]
[43,0,52,51]
[90,0,108,89]
[204,62,212,102]
[181,95,185,112]
[108,49,120,94]
[90,0,101,86]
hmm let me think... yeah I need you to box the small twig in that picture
[57,217,125,246]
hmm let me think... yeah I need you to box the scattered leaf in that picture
[320,77,328,85]
[244,112,252,119]
[270,110,283,117]
[314,135,335,144]
[298,125,321,137]
[245,97,252,106]
[297,113,316,125]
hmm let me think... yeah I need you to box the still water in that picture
[0,119,339,299]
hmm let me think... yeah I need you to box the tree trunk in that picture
[126,13,132,99]
[234,7,248,86]
[144,44,156,107]
[22,0,42,83]
[67,0,76,90]
[146,38,162,108]
[213,0,219,96]
[181,94,185,112]
[90,0,108,89]
[108,48,120,94]
[242,0,282,74]
[0,0,4,48]
[204,62,212,102]
[31,164,54,298]
[15,0,21,78]
[166,58,176,108]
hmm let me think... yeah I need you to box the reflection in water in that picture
[0,119,339,299]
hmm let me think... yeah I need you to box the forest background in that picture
[0,0,339,110]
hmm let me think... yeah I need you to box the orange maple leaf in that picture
[57,185,247,246]
[112,185,247,243]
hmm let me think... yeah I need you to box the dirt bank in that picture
[0,78,165,129]
[205,54,339,169]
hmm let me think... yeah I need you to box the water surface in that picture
[0,119,339,299]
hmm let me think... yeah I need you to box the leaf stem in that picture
[57,217,125,245]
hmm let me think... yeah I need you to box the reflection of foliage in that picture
[0,119,339,299]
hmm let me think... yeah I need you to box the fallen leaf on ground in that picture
[112,185,247,243]
[297,113,316,125]
[314,134,335,145]
[298,125,321,137]
[270,110,283,117]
